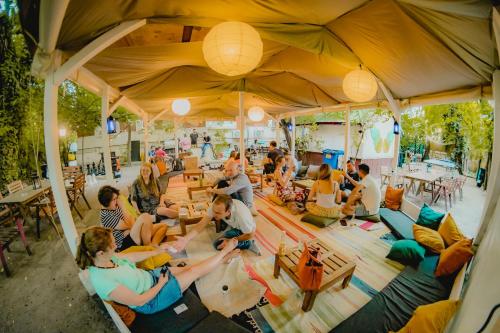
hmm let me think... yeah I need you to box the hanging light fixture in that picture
[107,116,116,134]
[248,106,265,122]
[342,68,378,102]
[202,21,263,76]
[172,99,191,116]
[287,122,293,131]
[59,128,67,137]
[393,117,400,135]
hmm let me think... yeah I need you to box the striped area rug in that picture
[165,175,403,333]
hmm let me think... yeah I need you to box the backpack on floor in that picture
[173,158,183,171]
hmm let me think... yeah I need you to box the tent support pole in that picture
[44,72,78,256]
[275,116,281,145]
[343,106,351,171]
[239,92,245,170]
[143,116,149,162]
[291,115,296,158]
[101,86,114,182]
[174,121,179,159]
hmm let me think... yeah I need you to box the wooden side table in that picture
[178,201,224,235]
[183,169,204,182]
[186,179,213,200]
[273,239,356,312]
[246,172,264,192]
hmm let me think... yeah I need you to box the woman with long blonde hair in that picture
[77,226,239,314]
[131,163,179,219]
[306,164,341,218]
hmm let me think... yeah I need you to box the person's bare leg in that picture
[173,239,238,292]
[151,224,167,246]
[157,206,179,218]
[129,213,154,245]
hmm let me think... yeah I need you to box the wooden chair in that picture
[7,180,24,194]
[0,193,32,277]
[432,178,457,211]
[66,174,91,219]
[31,191,61,239]
[63,166,82,179]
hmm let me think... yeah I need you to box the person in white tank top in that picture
[305,164,341,218]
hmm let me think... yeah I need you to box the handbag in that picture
[296,242,324,291]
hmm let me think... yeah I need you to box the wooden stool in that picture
[273,239,356,311]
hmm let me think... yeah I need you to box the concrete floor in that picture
[0,162,486,332]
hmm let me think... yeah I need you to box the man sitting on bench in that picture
[207,160,258,216]
[172,195,261,255]
[341,164,381,218]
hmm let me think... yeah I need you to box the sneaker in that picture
[248,240,262,256]
[250,207,259,217]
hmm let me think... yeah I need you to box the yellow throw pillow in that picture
[393,300,458,333]
[121,246,171,270]
[268,194,285,206]
[438,213,464,247]
[413,224,445,253]
[118,194,139,219]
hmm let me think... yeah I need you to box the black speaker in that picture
[131,140,141,161]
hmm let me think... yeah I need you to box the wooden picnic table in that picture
[381,169,446,204]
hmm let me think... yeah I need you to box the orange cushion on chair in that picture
[385,186,404,210]
[435,238,473,277]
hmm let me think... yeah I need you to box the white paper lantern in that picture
[248,106,265,122]
[342,69,378,102]
[172,99,191,116]
[202,21,263,76]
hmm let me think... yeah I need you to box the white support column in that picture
[239,92,245,170]
[143,115,149,161]
[343,106,351,171]
[43,73,78,256]
[291,115,296,158]
[101,86,114,182]
[174,120,179,158]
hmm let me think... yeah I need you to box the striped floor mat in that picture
[165,175,403,333]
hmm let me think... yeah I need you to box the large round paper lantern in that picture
[248,106,265,122]
[172,99,191,116]
[342,69,378,102]
[202,21,263,76]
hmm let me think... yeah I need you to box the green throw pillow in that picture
[386,240,426,265]
[301,213,336,228]
[416,204,445,230]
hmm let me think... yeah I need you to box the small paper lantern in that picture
[248,106,265,122]
[107,116,116,134]
[172,99,191,116]
[393,119,400,135]
[342,69,378,102]
[59,128,67,137]
[202,21,263,76]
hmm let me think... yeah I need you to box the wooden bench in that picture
[274,239,356,311]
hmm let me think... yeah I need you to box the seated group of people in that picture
[79,159,261,315]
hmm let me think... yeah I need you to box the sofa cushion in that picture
[188,311,251,333]
[435,238,473,277]
[301,213,336,228]
[386,240,426,265]
[380,208,415,240]
[385,186,404,210]
[415,204,445,230]
[438,213,465,247]
[130,289,209,333]
[330,255,454,333]
[393,300,458,333]
[413,224,445,254]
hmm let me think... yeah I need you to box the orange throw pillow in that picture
[385,186,404,210]
[435,238,473,277]
[438,213,464,247]
[106,301,136,327]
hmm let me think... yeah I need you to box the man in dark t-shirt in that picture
[190,129,199,148]
[201,132,216,158]
[264,140,283,175]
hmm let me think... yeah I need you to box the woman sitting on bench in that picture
[77,226,239,314]
[131,162,179,219]
[305,164,342,218]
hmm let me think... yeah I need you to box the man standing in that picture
[172,195,260,255]
[207,160,258,216]
[263,140,284,176]
[201,131,216,158]
[190,129,199,148]
[342,164,381,217]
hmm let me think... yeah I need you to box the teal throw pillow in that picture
[416,204,445,230]
[386,240,426,265]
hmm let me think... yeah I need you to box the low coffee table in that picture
[186,179,214,200]
[273,239,356,311]
[179,201,209,235]
[183,169,204,182]
[291,179,315,191]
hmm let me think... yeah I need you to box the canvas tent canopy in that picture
[20,0,496,120]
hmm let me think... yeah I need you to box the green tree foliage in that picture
[0,12,32,186]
